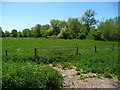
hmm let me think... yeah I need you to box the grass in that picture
[2,37,119,78]
[2,37,118,57]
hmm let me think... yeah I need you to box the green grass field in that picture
[2,38,119,88]
[2,37,118,56]
[2,37,119,77]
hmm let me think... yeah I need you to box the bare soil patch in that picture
[48,64,119,88]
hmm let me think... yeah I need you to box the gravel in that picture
[51,65,119,88]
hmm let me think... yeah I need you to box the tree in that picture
[118,16,120,40]
[93,31,102,40]
[80,25,88,35]
[87,27,96,39]
[98,17,118,41]
[31,24,42,37]
[57,27,69,39]
[77,33,86,39]
[18,31,22,37]
[67,18,81,38]
[0,27,5,37]
[5,31,11,37]
[11,29,18,37]
[50,20,67,35]
[41,24,50,31]
[23,28,31,37]
[45,29,54,37]
[41,24,50,37]
[82,9,97,35]
[0,27,2,37]
[2,31,5,37]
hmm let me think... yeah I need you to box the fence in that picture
[34,46,78,57]
[4,44,117,57]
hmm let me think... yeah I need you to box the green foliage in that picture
[2,60,63,89]
[57,27,69,39]
[1,10,119,41]
[79,75,97,80]
[0,27,2,37]
[46,29,54,36]
[2,38,119,78]
[68,67,73,70]
[61,62,71,70]
[67,18,81,38]
[41,24,50,37]
[82,9,97,35]
[0,26,5,37]
[11,29,18,37]
[52,62,58,67]
[98,17,119,41]
[79,75,86,80]
[80,71,89,74]
[76,68,81,71]
[35,24,42,37]
[50,20,66,36]
[41,24,50,31]
[18,31,22,37]
[22,28,31,37]
[104,73,112,78]
[77,33,86,39]
[80,25,88,35]
[5,31,11,37]
[31,24,42,37]
[93,31,102,40]
[87,27,96,39]
[77,72,81,75]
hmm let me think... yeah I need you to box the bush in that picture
[77,33,86,39]
[2,60,63,89]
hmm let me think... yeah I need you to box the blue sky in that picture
[2,2,118,32]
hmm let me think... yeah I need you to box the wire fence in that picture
[4,44,118,57]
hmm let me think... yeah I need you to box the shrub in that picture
[2,60,63,89]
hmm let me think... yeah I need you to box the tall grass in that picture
[2,38,119,77]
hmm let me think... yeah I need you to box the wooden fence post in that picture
[34,48,37,57]
[76,46,78,54]
[112,44,114,51]
[95,46,97,52]
[5,50,8,56]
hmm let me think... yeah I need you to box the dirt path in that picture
[49,64,119,88]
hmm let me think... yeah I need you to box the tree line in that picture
[0,9,119,41]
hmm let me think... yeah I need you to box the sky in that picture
[1,2,118,32]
